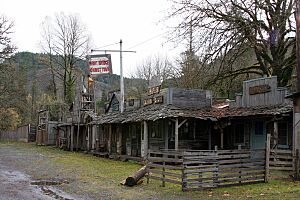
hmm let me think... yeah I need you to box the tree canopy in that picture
[167,0,296,87]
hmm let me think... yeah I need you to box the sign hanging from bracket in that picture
[88,54,113,75]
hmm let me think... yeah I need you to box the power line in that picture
[126,31,169,50]
[93,42,120,50]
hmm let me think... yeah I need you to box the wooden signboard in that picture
[154,96,163,104]
[249,84,271,95]
[143,98,153,106]
[143,96,164,106]
[148,85,161,95]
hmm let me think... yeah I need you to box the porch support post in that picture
[164,120,169,150]
[87,125,90,151]
[208,123,212,150]
[220,128,224,149]
[92,125,96,150]
[108,124,112,154]
[274,121,278,148]
[175,118,179,151]
[117,125,122,155]
[70,125,74,151]
[143,121,148,158]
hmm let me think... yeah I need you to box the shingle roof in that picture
[92,103,293,124]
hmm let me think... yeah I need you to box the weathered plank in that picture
[148,163,182,170]
[149,175,182,185]
[149,169,182,178]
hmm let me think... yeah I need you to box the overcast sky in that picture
[2,0,183,77]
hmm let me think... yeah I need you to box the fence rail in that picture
[269,149,294,171]
[146,149,266,191]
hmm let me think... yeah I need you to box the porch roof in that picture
[93,104,292,124]
[93,104,212,124]
[200,104,293,119]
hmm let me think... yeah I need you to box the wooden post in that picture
[143,121,148,158]
[274,121,278,148]
[295,149,300,180]
[92,125,96,150]
[108,124,112,154]
[175,118,179,151]
[164,120,169,150]
[117,125,122,155]
[220,128,224,149]
[208,123,212,150]
[265,134,271,183]
[162,161,165,187]
[87,125,90,151]
[182,152,187,192]
[70,125,74,151]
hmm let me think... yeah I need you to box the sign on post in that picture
[89,54,112,75]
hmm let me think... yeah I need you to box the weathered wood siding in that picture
[168,88,212,108]
[0,124,35,142]
[242,77,289,107]
[142,88,212,109]
[231,77,291,108]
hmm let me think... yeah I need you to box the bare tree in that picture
[134,55,178,85]
[0,15,15,60]
[129,55,179,97]
[40,13,90,105]
[166,0,296,87]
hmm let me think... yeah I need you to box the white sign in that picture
[89,55,111,75]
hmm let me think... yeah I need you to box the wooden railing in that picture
[146,149,266,191]
[269,149,294,171]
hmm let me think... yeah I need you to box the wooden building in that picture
[88,76,293,160]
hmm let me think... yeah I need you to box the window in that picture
[255,121,264,135]
[278,122,288,146]
[149,121,163,139]
[235,124,244,144]
[128,99,134,107]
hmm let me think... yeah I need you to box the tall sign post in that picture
[91,40,136,113]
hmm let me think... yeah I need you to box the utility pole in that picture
[296,0,300,91]
[91,40,136,113]
[119,39,124,113]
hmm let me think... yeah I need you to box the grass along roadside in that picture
[0,141,300,199]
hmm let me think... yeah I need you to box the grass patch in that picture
[1,142,300,199]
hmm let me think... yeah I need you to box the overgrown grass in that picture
[1,141,300,199]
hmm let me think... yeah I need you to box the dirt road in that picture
[0,144,85,200]
[1,142,300,200]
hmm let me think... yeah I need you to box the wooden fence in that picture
[146,149,266,191]
[269,149,294,171]
[0,124,36,142]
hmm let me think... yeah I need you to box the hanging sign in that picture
[89,54,112,75]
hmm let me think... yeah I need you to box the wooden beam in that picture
[70,125,74,151]
[92,125,96,150]
[274,121,278,148]
[108,124,112,154]
[117,125,122,155]
[265,134,271,183]
[220,128,224,149]
[143,121,148,158]
[178,119,187,128]
[164,120,169,150]
[208,123,212,150]
[175,118,179,151]
[87,125,90,151]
